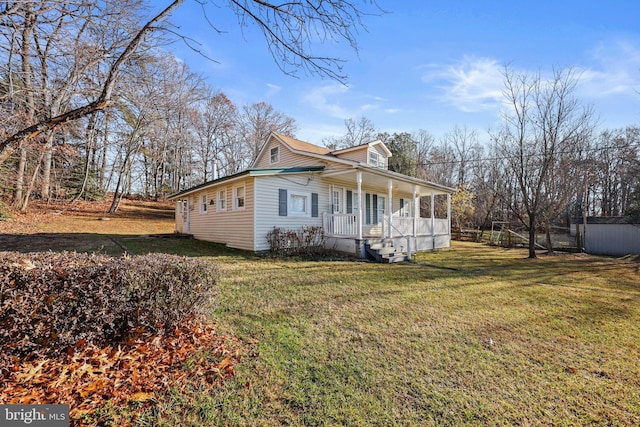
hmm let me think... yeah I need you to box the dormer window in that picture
[369,150,386,168]
[270,146,280,164]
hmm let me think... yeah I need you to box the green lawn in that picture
[114,238,639,426]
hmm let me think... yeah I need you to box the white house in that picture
[168,132,454,261]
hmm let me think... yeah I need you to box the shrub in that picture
[0,252,218,359]
[266,226,326,255]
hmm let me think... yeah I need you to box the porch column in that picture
[356,171,362,240]
[412,185,418,238]
[387,179,393,238]
[431,190,435,249]
[447,192,452,236]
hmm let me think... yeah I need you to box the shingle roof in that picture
[275,133,333,156]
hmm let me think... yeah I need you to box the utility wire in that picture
[399,141,640,168]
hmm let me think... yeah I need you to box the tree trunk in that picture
[13,146,27,207]
[528,215,537,259]
[20,152,45,213]
[545,222,554,255]
[72,114,98,203]
[40,136,54,202]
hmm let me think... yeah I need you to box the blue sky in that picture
[158,0,640,145]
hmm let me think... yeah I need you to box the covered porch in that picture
[320,167,453,258]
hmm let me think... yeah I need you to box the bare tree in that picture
[323,116,378,149]
[412,129,436,181]
[0,0,381,165]
[444,125,480,187]
[193,90,238,181]
[492,67,596,258]
[593,127,640,216]
[239,101,297,165]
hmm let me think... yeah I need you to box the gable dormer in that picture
[331,140,392,169]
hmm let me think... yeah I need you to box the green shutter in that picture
[373,194,378,223]
[279,189,287,216]
[311,193,319,217]
[365,193,371,225]
[346,190,353,214]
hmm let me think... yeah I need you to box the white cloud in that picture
[422,56,505,113]
[265,83,282,97]
[578,38,640,98]
[302,84,388,119]
[303,84,352,118]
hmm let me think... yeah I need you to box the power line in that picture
[401,141,640,168]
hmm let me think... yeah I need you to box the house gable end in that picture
[253,132,351,169]
[331,141,392,168]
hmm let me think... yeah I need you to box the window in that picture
[270,146,280,164]
[346,190,361,214]
[368,150,386,168]
[373,195,386,224]
[234,185,245,210]
[289,192,309,216]
[279,189,319,217]
[200,194,208,214]
[366,193,385,224]
[400,198,411,217]
[217,189,226,211]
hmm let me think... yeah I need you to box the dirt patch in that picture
[0,198,175,253]
[0,233,120,253]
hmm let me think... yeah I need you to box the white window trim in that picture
[233,185,246,210]
[331,187,344,214]
[270,146,280,164]
[400,198,411,217]
[368,149,386,168]
[289,191,311,216]
[217,189,226,212]
[200,194,208,214]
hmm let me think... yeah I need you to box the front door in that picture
[332,187,343,214]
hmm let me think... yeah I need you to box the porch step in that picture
[381,253,408,263]
[364,238,407,263]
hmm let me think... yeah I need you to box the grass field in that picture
[2,201,639,425]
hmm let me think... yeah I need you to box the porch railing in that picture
[323,213,449,238]
[323,213,358,237]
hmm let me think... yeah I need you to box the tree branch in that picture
[0,0,184,163]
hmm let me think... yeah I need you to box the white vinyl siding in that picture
[254,176,328,251]
[186,177,255,251]
[334,146,369,163]
[253,138,326,168]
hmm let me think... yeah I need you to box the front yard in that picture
[1,202,638,425]
[162,241,639,426]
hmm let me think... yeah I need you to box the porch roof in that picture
[322,164,454,196]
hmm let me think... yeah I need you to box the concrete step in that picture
[367,243,396,252]
[365,238,407,263]
[381,253,408,263]
[365,238,394,246]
